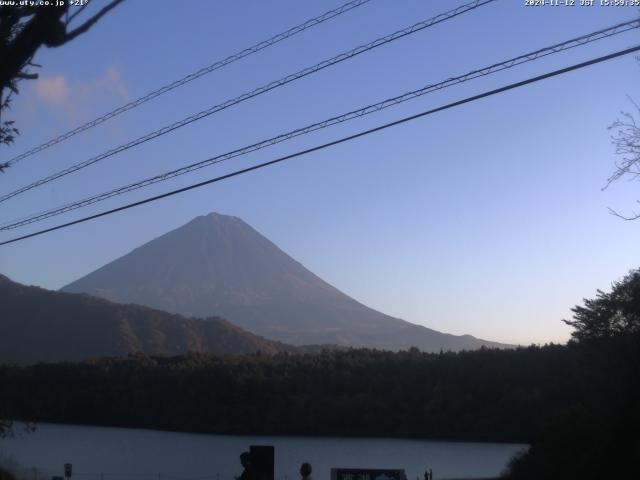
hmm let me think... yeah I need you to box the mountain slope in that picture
[62,213,509,351]
[0,274,289,364]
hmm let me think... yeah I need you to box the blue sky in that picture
[1,0,639,345]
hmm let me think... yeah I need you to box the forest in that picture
[1,344,570,442]
[1,269,639,479]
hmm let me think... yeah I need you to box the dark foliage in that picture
[0,345,571,443]
[564,268,640,340]
[0,467,16,480]
[0,1,125,92]
[2,267,638,478]
[0,274,293,364]
[503,333,640,479]
[0,93,19,150]
[0,1,124,165]
[504,270,640,479]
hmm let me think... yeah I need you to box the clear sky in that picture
[1,0,639,345]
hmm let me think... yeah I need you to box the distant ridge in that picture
[0,274,292,364]
[63,212,510,351]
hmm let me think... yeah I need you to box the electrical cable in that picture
[1,18,637,231]
[4,0,374,167]
[1,43,637,247]
[0,0,496,203]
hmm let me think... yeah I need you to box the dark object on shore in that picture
[331,468,406,480]
[0,467,15,480]
[300,462,312,480]
[237,451,252,480]
[250,445,274,480]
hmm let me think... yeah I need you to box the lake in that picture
[0,424,526,480]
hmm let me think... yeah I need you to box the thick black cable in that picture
[1,44,637,247]
[2,17,638,230]
[0,0,496,203]
[4,0,373,166]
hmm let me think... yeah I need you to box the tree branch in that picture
[15,72,38,80]
[60,0,124,44]
[608,205,640,221]
[66,3,89,26]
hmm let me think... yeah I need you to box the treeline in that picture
[503,332,640,479]
[3,268,639,479]
[2,344,572,443]
[504,269,640,479]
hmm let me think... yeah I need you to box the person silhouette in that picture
[299,463,312,480]
[237,451,253,480]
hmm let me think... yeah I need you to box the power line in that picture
[4,0,373,167]
[1,44,637,247]
[2,18,638,231]
[0,0,497,204]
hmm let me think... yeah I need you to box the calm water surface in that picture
[0,424,526,480]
